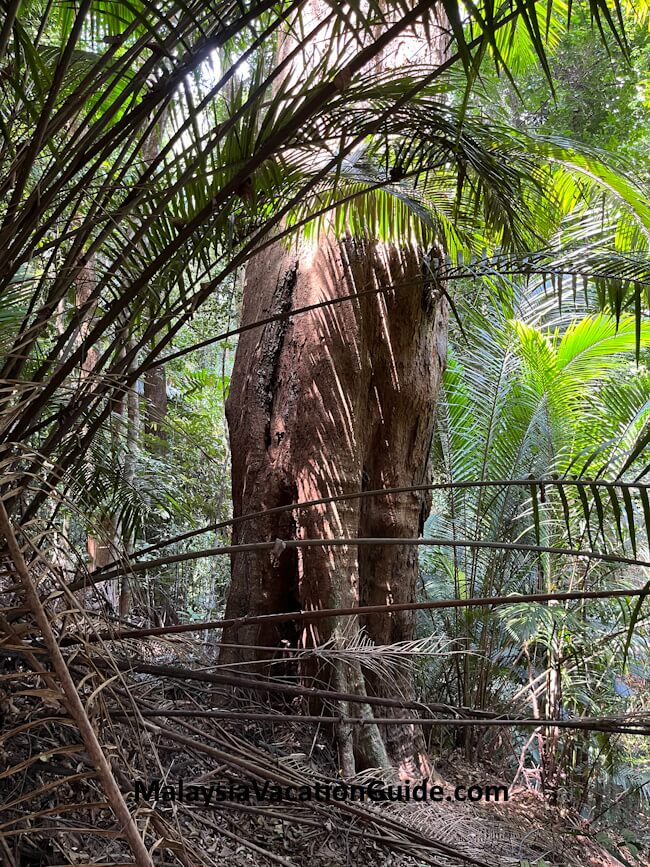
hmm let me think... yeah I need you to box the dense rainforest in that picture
[0,0,649,865]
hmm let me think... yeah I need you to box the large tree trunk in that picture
[353,241,448,773]
[222,232,448,775]
[221,1,448,776]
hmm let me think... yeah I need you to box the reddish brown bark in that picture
[221,0,449,776]
[353,241,448,774]
[222,234,448,774]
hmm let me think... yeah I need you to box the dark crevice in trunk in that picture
[259,262,298,450]
[271,480,301,650]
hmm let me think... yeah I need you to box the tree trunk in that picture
[354,241,448,775]
[222,233,448,775]
[222,1,449,776]
[119,353,140,616]
[144,364,167,447]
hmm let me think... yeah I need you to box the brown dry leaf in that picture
[15,686,64,709]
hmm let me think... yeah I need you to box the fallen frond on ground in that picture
[1,616,646,867]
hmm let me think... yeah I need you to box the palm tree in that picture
[425,288,650,789]
[1,0,650,860]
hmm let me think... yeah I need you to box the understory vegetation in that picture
[0,0,649,865]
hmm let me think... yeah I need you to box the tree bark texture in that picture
[222,0,449,775]
[222,234,448,775]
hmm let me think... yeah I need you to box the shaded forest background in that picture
[1,0,649,864]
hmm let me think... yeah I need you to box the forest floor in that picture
[1,630,646,867]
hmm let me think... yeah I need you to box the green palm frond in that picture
[430,301,650,602]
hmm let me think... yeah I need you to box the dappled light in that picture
[0,0,649,864]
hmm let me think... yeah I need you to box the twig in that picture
[0,836,17,867]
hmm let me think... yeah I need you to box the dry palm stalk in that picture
[93,478,650,566]
[96,658,650,735]
[62,584,648,643]
[141,718,490,867]
[67,540,650,593]
[0,500,154,867]
[114,706,650,735]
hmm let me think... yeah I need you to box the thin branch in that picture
[68,536,650,592]
[114,707,650,735]
[63,586,648,644]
